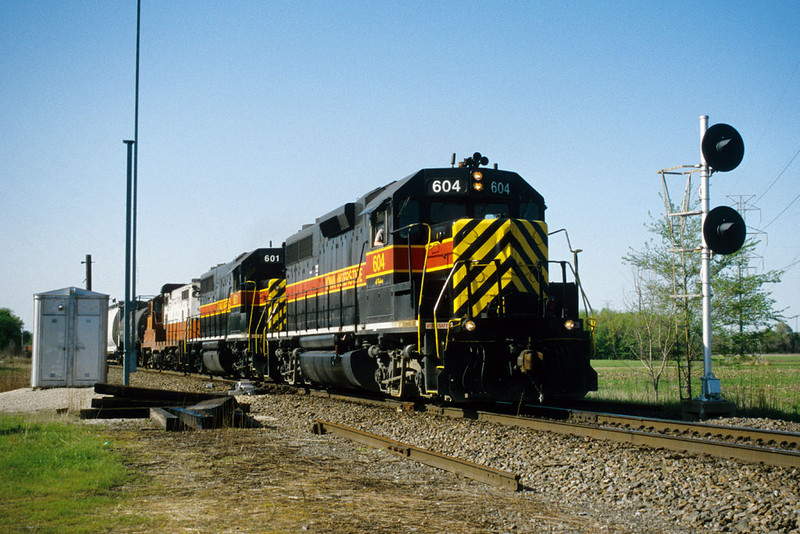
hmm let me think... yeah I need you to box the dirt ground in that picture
[0,362,628,532]
[101,417,614,533]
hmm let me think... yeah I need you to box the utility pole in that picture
[122,0,142,386]
[82,254,93,291]
[123,140,135,386]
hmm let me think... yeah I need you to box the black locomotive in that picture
[125,154,597,404]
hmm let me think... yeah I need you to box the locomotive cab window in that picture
[475,202,510,219]
[371,205,388,247]
[394,197,420,241]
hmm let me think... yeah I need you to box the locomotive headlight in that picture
[564,319,576,331]
[464,320,477,331]
[472,171,484,191]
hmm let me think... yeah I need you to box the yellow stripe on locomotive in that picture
[263,278,287,332]
[452,218,548,317]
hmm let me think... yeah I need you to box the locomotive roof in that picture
[287,166,545,245]
[159,283,185,294]
[200,247,283,279]
[358,166,545,216]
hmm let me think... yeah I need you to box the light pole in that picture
[123,140,135,385]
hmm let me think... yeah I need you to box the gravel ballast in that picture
[2,370,799,533]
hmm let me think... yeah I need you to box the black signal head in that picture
[703,206,746,255]
[702,123,744,172]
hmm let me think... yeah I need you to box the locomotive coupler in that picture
[517,349,543,373]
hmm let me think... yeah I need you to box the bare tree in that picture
[624,268,679,402]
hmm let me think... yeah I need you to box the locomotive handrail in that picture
[288,242,366,332]
[355,241,368,327]
[546,259,594,319]
[431,259,474,361]
[244,280,258,355]
[253,292,267,353]
[392,222,432,318]
[547,228,593,318]
[393,222,432,352]
[258,291,286,355]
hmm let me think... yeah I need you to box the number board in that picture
[262,252,284,263]
[488,181,512,195]
[426,178,467,195]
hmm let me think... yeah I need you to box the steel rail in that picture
[433,407,800,469]
[314,390,800,452]
[584,412,800,450]
[522,404,800,450]
[312,420,521,491]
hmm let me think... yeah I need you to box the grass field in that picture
[0,413,152,532]
[588,354,800,421]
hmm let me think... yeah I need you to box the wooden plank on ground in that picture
[91,397,169,409]
[150,407,182,431]
[93,382,232,405]
[169,407,217,430]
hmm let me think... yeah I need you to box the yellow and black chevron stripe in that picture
[264,278,287,332]
[452,218,548,317]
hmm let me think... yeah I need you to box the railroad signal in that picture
[703,205,746,255]
[701,123,744,172]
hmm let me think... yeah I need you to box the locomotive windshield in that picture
[429,201,468,224]
[426,199,541,224]
[474,202,511,219]
[520,200,541,220]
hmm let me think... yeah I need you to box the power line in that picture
[763,190,800,229]
[780,255,800,272]
[753,55,800,151]
[754,141,800,205]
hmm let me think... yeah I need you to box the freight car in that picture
[131,154,596,404]
[106,298,147,365]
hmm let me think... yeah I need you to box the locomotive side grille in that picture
[452,219,548,317]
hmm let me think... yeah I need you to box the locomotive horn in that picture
[464,152,489,169]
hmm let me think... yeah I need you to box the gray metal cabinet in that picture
[32,287,108,387]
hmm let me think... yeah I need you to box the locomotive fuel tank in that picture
[298,348,380,392]
[201,341,235,375]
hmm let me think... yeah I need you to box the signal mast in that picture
[662,116,745,418]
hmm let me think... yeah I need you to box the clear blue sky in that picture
[2,1,799,333]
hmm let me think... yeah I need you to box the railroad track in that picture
[116,365,800,469]
[300,388,800,469]
[312,420,522,491]
[431,405,800,469]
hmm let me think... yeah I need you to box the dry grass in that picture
[0,354,30,393]
[101,420,591,533]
